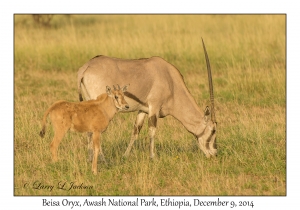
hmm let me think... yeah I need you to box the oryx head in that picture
[106,84,130,111]
[197,38,217,158]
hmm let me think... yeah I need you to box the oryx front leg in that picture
[123,111,146,157]
[148,115,157,159]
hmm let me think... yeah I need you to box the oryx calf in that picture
[39,85,129,175]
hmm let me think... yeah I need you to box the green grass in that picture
[14,14,286,195]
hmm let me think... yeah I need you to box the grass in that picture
[14,14,286,195]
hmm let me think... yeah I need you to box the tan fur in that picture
[40,85,129,175]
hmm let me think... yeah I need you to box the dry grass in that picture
[14,14,285,195]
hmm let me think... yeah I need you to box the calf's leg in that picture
[92,131,101,175]
[87,132,107,164]
[87,132,93,162]
[50,126,68,162]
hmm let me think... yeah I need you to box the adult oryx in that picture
[77,38,217,159]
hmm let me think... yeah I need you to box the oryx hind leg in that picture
[123,111,147,157]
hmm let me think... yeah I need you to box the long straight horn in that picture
[202,38,216,123]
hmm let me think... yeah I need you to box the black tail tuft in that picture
[79,93,83,101]
[39,129,45,138]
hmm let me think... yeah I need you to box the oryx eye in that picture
[115,96,118,100]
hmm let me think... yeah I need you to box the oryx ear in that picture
[106,86,112,96]
[121,84,130,92]
[204,106,211,122]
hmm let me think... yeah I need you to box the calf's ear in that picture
[122,84,130,92]
[106,86,112,96]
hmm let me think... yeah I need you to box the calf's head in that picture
[106,84,130,111]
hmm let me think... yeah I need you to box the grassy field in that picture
[14,15,286,195]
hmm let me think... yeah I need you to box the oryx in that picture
[77,38,217,159]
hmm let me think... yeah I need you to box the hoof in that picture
[121,155,128,162]
[150,154,155,159]
[123,152,130,158]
